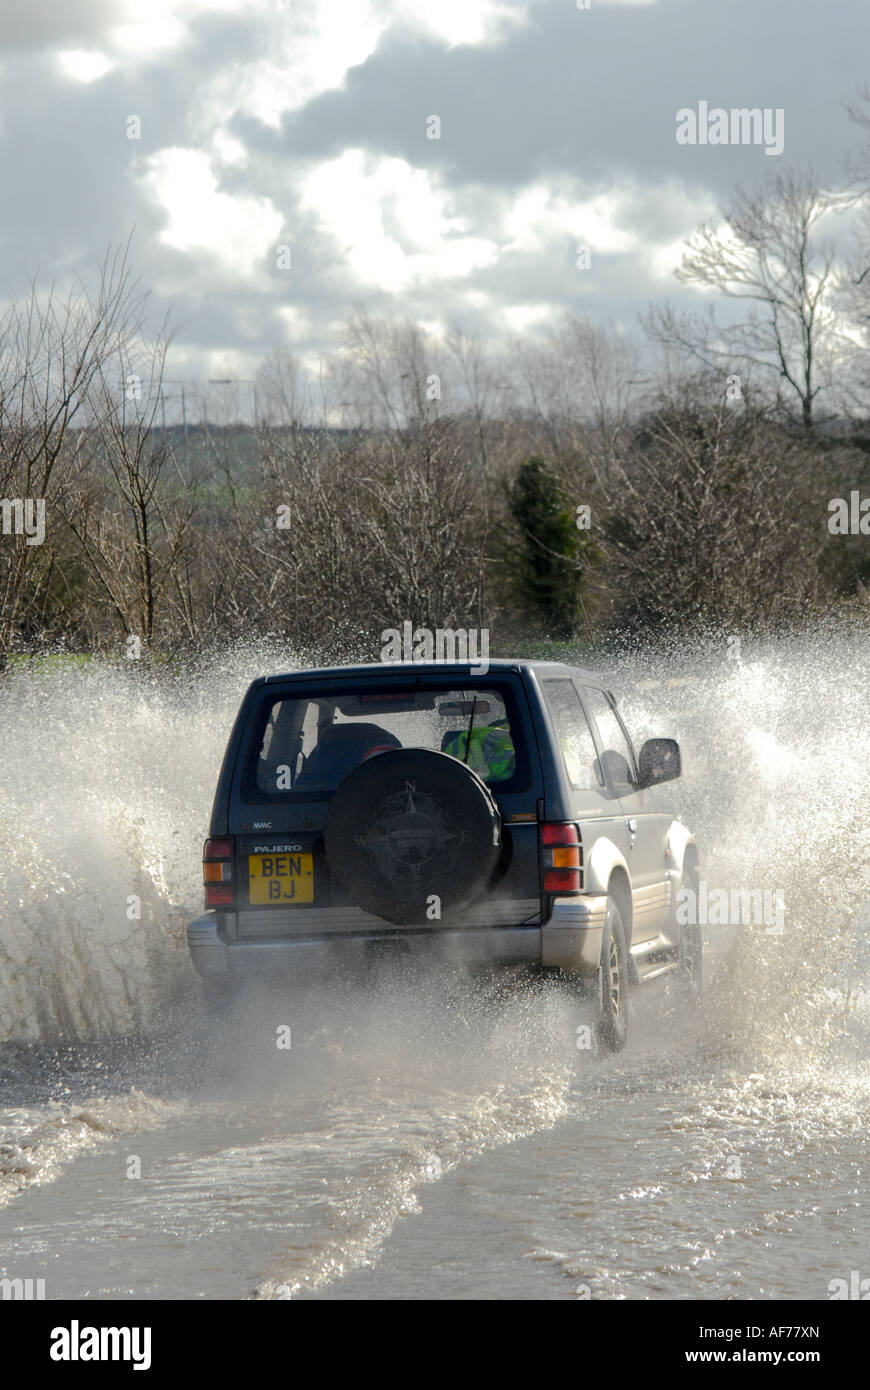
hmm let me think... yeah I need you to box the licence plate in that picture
[248,852,314,905]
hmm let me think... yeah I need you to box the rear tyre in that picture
[597,897,629,1053]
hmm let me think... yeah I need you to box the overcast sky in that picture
[2,0,869,389]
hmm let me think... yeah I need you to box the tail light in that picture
[203,837,234,907]
[540,822,583,894]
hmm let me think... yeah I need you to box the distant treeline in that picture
[4,200,870,666]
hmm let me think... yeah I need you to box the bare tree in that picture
[833,89,870,421]
[599,373,843,630]
[255,348,307,428]
[644,168,849,431]
[0,241,149,663]
[58,320,199,651]
[337,311,448,434]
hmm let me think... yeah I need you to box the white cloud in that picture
[503,184,639,257]
[143,147,284,281]
[191,3,388,134]
[299,149,499,292]
[78,0,528,78]
[274,304,311,341]
[29,0,777,372]
[647,237,689,281]
[107,0,251,62]
[210,132,248,169]
[184,1,529,140]
[57,49,114,82]
[502,303,555,333]
[384,0,529,48]
[418,317,448,339]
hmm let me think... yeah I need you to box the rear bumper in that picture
[540,894,607,973]
[186,895,605,982]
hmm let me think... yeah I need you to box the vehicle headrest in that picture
[318,723,400,747]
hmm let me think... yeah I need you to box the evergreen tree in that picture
[507,455,597,638]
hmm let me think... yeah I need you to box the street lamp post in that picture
[160,378,190,479]
[207,378,258,429]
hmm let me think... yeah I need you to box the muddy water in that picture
[0,634,867,1299]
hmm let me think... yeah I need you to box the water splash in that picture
[0,630,868,1058]
[0,644,295,1041]
[613,626,870,1070]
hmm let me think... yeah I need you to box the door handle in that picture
[627,818,638,837]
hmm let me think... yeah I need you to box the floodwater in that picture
[0,635,867,1299]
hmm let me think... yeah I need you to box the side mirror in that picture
[637,737,681,789]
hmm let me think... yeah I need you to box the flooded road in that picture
[0,634,868,1299]
[1,972,866,1300]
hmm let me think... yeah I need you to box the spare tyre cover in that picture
[323,748,502,925]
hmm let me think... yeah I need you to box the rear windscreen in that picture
[244,684,530,800]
